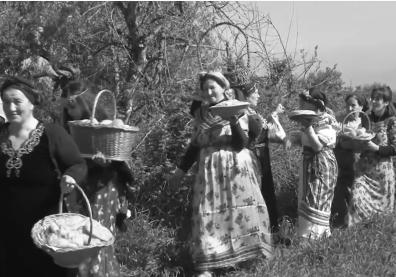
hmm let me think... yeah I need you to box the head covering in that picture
[61,80,89,99]
[299,88,327,111]
[198,71,230,90]
[0,76,41,105]
[235,82,257,98]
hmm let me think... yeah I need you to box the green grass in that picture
[223,213,396,277]
[116,211,396,277]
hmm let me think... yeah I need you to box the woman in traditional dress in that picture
[233,82,287,234]
[0,76,87,277]
[170,71,272,277]
[330,94,368,228]
[348,86,396,225]
[60,80,132,277]
[294,88,339,239]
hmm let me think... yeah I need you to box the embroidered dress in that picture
[245,107,285,232]
[297,113,338,239]
[190,106,272,271]
[76,160,131,277]
[0,123,76,277]
[348,116,396,225]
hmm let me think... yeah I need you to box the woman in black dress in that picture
[0,76,87,277]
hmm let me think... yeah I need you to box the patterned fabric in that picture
[348,117,396,225]
[297,113,338,239]
[73,161,130,277]
[190,106,272,271]
[0,123,44,177]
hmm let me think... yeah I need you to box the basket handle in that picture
[58,183,93,246]
[342,111,371,134]
[91,89,117,124]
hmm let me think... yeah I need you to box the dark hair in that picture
[61,80,110,129]
[370,85,396,117]
[299,87,327,112]
[345,94,369,112]
[0,76,41,105]
[234,82,257,98]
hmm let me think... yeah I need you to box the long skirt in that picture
[297,147,338,239]
[190,146,273,271]
[348,154,395,225]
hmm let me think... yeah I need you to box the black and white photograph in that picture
[0,1,395,276]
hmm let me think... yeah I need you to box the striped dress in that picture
[297,113,339,239]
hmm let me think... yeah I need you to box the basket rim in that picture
[68,121,139,132]
[31,213,115,253]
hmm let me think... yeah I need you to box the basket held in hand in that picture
[31,183,115,268]
[68,89,139,161]
[339,111,375,151]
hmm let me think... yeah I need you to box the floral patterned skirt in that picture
[348,154,395,226]
[190,146,272,271]
[297,147,338,239]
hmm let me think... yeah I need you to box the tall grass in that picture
[116,211,395,277]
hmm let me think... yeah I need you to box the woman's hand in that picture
[91,151,110,166]
[275,103,285,114]
[60,175,77,194]
[167,168,186,189]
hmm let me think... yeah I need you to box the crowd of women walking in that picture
[0,70,394,277]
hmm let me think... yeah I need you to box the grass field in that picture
[115,209,396,277]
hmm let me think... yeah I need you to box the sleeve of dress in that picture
[179,143,200,172]
[248,114,263,141]
[378,117,396,157]
[47,124,87,184]
[230,114,249,151]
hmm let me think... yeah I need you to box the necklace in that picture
[1,123,44,178]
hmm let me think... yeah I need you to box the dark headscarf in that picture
[299,87,327,112]
[0,76,41,105]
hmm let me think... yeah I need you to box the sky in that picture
[250,1,396,90]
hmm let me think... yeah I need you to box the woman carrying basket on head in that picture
[232,81,287,236]
[169,71,272,277]
[292,88,339,239]
[0,76,87,277]
[60,80,133,277]
[347,86,396,226]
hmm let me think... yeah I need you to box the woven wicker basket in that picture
[31,183,114,268]
[68,89,139,161]
[338,111,375,152]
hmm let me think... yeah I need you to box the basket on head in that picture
[31,183,115,268]
[68,89,139,161]
[338,111,374,152]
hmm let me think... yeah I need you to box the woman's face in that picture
[247,89,260,107]
[63,98,84,120]
[371,94,388,115]
[2,88,34,124]
[202,78,225,104]
[345,97,363,116]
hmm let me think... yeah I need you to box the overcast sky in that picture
[250,1,396,90]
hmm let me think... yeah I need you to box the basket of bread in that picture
[209,99,250,118]
[68,89,139,161]
[338,111,375,151]
[31,184,115,268]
